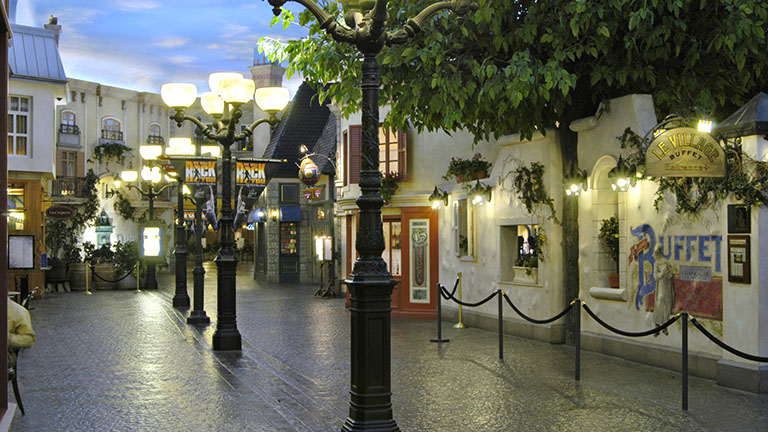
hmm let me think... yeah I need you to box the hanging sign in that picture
[46,205,74,220]
[645,127,726,177]
[236,162,266,186]
[185,160,217,185]
[183,210,195,222]
[303,187,323,200]
[298,158,321,186]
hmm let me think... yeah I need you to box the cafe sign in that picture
[185,160,217,185]
[46,205,74,220]
[236,162,266,186]
[645,127,725,177]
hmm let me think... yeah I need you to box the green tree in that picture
[264,0,768,338]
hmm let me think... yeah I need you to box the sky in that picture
[13,0,309,97]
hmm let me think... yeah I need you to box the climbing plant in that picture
[91,142,132,166]
[512,162,560,224]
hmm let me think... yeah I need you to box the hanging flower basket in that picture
[443,153,491,183]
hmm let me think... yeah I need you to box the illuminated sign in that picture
[141,226,163,257]
[236,162,266,185]
[645,127,725,177]
[185,160,217,184]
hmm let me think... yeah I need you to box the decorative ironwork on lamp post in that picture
[265,0,476,429]
[161,77,289,350]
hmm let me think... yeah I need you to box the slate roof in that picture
[262,82,336,179]
[716,92,768,139]
[9,24,67,83]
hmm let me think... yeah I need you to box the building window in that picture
[500,224,540,282]
[60,111,79,134]
[382,220,402,276]
[346,124,407,184]
[280,183,299,204]
[7,185,25,231]
[8,96,30,156]
[149,124,161,137]
[454,198,474,258]
[61,151,77,177]
[102,118,122,140]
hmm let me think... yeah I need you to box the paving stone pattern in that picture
[9,263,768,431]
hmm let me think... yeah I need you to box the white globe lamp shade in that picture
[219,78,255,104]
[140,144,163,160]
[121,170,139,183]
[141,166,154,181]
[208,72,243,94]
[200,92,225,116]
[165,137,195,156]
[182,184,192,195]
[201,145,221,158]
[161,83,198,108]
[255,87,290,113]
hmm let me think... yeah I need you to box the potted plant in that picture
[599,215,620,288]
[443,153,491,183]
[113,241,140,289]
[90,243,117,289]
[380,171,399,205]
[512,227,543,283]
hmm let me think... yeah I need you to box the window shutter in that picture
[56,150,63,176]
[349,125,361,184]
[342,130,348,186]
[397,130,407,181]
[76,151,85,177]
[453,201,460,256]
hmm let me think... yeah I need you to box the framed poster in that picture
[727,204,750,233]
[8,235,35,269]
[727,235,751,284]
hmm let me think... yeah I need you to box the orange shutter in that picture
[397,130,407,181]
[56,150,63,176]
[349,125,361,184]
[342,130,348,186]
[76,151,85,177]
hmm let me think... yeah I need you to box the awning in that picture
[280,206,301,222]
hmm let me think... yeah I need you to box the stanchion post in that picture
[430,284,449,343]
[575,299,581,381]
[682,312,688,411]
[498,290,504,360]
[84,264,92,295]
[135,263,142,293]
[453,272,466,329]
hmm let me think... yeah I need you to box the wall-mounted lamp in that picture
[257,209,266,219]
[697,118,713,133]
[469,180,492,205]
[564,167,588,197]
[428,186,448,209]
[269,209,280,222]
[608,155,636,192]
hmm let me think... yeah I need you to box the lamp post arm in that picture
[123,182,175,198]
[170,110,218,141]
[267,0,356,44]
[385,0,477,45]
[236,115,278,142]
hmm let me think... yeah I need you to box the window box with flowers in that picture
[381,171,400,205]
[599,215,620,288]
[443,153,492,184]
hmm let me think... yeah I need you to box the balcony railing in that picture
[59,124,80,135]
[101,130,123,141]
[52,176,89,198]
[146,135,165,145]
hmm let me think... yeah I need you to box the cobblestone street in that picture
[8,263,768,431]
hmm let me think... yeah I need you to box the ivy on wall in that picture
[512,161,560,224]
[113,190,148,223]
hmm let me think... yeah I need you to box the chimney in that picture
[44,15,61,46]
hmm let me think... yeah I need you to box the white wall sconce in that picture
[469,180,492,205]
[608,155,636,192]
[564,167,588,197]
[428,186,448,209]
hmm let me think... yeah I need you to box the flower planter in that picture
[608,272,620,288]
[67,262,87,289]
[92,263,116,289]
[512,266,538,284]
[456,170,487,183]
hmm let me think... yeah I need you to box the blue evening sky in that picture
[14,0,309,97]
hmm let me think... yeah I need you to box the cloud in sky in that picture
[154,37,189,49]
[113,0,160,11]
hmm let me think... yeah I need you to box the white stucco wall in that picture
[9,78,62,175]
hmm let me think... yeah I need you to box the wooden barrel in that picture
[92,263,116,289]
[67,263,87,289]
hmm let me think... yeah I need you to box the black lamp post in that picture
[187,185,210,324]
[266,0,475,429]
[120,163,175,290]
[173,176,191,307]
[161,79,289,350]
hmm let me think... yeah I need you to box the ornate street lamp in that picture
[265,0,476,429]
[120,147,176,290]
[161,76,289,350]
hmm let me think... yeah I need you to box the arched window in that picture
[61,111,75,126]
[102,118,122,140]
[149,124,161,137]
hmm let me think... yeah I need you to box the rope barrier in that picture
[502,292,573,324]
[690,317,768,363]
[440,277,460,300]
[439,285,498,308]
[582,303,680,337]
[89,263,138,284]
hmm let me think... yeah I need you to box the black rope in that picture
[690,317,768,363]
[502,293,573,324]
[89,263,137,283]
[439,277,460,300]
[439,285,498,307]
[582,303,680,337]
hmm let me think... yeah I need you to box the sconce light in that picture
[257,209,265,219]
[428,186,448,209]
[697,118,713,133]
[564,167,588,197]
[608,155,636,192]
[469,180,492,205]
[269,209,280,222]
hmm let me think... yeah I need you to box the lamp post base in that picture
[173,295,190,308]
[341,418,400,432]
[145,263,158,290]
[187,311,210,325]
[212,329,241,350]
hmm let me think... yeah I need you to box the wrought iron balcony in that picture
[59,124,80,135]
[52,176,89,198]
[101,129,123,141]
[147,135,165,145]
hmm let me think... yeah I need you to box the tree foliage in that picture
[264,0,768,140]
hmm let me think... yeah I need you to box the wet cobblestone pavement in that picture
[9,263,768,431]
